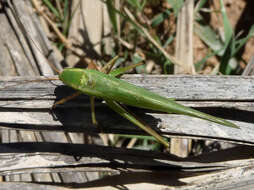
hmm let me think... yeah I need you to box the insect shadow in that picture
[51,85,163,137]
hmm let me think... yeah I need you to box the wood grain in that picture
[0,143,254,189]
[0,75,253,145]
[1,0,92,183]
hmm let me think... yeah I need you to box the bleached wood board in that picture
[0,142,253,174]
[0,143,254,189]
[1,0,96,183]
[0,75,254,145]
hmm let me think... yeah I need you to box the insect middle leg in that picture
[90,96,98,126]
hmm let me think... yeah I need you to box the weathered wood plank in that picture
[0,0,253,188]
[0,142,252,175]
[0,75,254,145]
[0,143,254,189]
[1,165,254,190]
[1,75,254,100]
[6,0,62,75]
[1,0,94,183]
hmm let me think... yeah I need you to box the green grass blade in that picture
[195,0,209,13]
[42,0,61,20]
[220,0,233,46]
[126,0,142,10]
[233,25,254,56]
[106,0,118,33]
[117,134,158,141]
[62,0,70,36]
[151,10,171,27]
[195,51,218,72]
[166,0,184,16]
[219,0,234,74]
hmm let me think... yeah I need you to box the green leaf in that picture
[166,0,184,16]
[151,10,171,27]
[233,25,254,56]
[220,0,233,47]
[195,51,218,72]
[126,0,142,10]
[194,23,223,55]
[219,0,234,74]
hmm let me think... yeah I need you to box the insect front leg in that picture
[52,92,81,108]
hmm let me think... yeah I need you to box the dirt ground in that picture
[194,0,254,73]
[144,0,254,74]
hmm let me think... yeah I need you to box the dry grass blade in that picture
[171,0,195,158]
[124,7,183,67]
[242,54,254,76]
[31,0,72,50]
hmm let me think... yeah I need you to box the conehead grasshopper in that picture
[54,63,238,147]
[18,0,239,148]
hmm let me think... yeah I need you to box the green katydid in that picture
[20,0,238,148]
[55,60,239,148]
